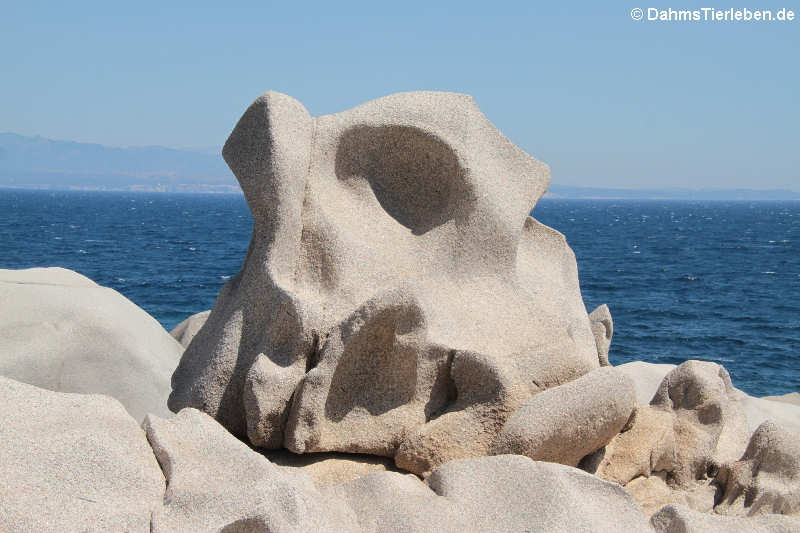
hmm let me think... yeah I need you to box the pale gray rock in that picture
[715,421,800,516]
[625,473,718,516]
[589,304,613,366]
[426,455,652,533]
[617,361,676,405]
[737,390,800,434]
[514,215,600,368]
[763,392,800,405]
[325,471,469,533]
[170,91,600,472]
[650,360,750,485]
[0,267,182,421]
[616,361,800,436]
[586,405,677,486]
[170,310,211,348]
[651,504,800,533]
[489,367,636,466]
[590,361,754,516]
[326,455,652,533]
[0,265,97,286]
[144,407,356,533]
[0,376,165,533]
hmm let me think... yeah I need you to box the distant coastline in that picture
[0,183,242,194]
[2,132,798,200]
[4,182,800,201]
[0,132,236,194]
[545,185,800,201]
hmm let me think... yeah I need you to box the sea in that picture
[1,189,798,398]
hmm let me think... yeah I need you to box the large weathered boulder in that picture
[650,361,750,484]
[144,408,356,532]
[0,376,165,533]
[0,267,182,421]
[169,91,601,471]
[714,421,800,516]
[489,367,636,466]
[170,310,211,348]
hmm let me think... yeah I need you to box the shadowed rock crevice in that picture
[284,289,458,457]
[335,125,469,235]
[713,420,800,516]
[423,349,458,423]
[305,331,322,373]
[324,301,423,420]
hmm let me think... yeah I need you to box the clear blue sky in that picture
[2,1,798,190]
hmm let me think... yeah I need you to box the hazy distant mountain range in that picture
[0,132,238,193]
[1,132,798,200]
[545,186,800,201]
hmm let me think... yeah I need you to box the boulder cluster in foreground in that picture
[2,92,799,532]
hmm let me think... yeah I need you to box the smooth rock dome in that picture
[0,267,183,421]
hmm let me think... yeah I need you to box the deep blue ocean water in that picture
[1,189,798,397]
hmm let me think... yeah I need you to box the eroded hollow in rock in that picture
[325,303,423,420]
[335,125,468,235]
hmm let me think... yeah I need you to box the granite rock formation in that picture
[616,361,800,433]
[489,366,636,466]
[649,360,750,484]
[763,392,800,405]
[144,408,353,532]
[170,310,211,348]
[737,390,800,434]
[146,406,654,533]
[169,91,603,472]
[589,304,613,366]
[0,267,182,420]
[3,374,657,532]
[714,421,800,516]
[586,360,800,519]
[5,91,798,531]
[596,360,750,490]
[616,361,677,405]
[0,376,165,533]
[651,504,800,533]
[7,369,798,532]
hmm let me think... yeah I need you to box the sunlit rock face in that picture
[168,91,601,473]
